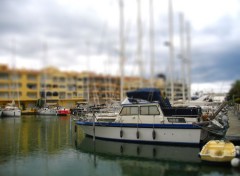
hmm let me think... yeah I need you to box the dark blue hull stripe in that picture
[76,121,200,129]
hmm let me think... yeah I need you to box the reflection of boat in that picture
[76,137,201,163]
[77,88,203,145]
[199,140,236,162]
[2,101,21,117]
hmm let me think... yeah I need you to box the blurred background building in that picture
[0,64,190,111]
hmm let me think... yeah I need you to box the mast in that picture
[186,21,191,101]
[11,39,20,107]
[168,0,174,103]
[43,42,47,106]
[119,0,125,101]
[179,13,186,102]
[137,0,143,87]
[149,0,155,87]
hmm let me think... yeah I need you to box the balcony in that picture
[27,92,37,99]
[0,73,9,80]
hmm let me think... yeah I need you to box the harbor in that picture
[0,0,240,175]
[0,107,239,175]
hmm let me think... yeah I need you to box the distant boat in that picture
[76,88,203,145]
[2,100,21,117]
[199,140,236,163]
[56,107,70,116]
[37,105,57,116]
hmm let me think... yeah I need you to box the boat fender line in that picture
[137,146,140,155]
[120,145,123,154]
[153,148,157,157]
[136,130,140,139]
[120,129,123,138]
[152,130,156,140]
[74,125,77,132]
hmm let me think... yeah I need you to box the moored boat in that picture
[199,140,236,162]
[2,101,21,117]
[76,88,203,145]
[57,107,70,116]
[37,107,57,115]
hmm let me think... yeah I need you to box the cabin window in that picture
[140,105,160,115]
[120,106,138,115]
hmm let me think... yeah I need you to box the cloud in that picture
[0,0,239,94]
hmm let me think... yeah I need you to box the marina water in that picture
[0,115,239,176]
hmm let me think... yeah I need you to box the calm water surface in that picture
[0,115,239,176]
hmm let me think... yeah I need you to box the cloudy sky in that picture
[0,0,239,93]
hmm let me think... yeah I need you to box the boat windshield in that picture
[140,105,160,115]
[119,105,160,116]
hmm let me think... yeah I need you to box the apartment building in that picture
[0,65,122,110]
[1,64,186,110]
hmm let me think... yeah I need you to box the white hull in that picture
[37,108,57,115]
[77,122,201,145]
[2,109,21,117]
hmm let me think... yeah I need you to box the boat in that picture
[199,140,236,162]
[37,106,57,115]
[56,107,70,116]
[2,100,21,117]
[76,88,204,145]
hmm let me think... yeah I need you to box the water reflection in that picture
[75,136,239,176]
[0,115,73,161]
[0,116,239,176]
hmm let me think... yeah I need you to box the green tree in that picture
[228,80,240,103]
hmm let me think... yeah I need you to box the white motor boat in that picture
[76,88,204,145]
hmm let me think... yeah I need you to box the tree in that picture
[228,80,240,103]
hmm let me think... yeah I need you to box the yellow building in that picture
[0,65,122,110]
[0,64,168,111]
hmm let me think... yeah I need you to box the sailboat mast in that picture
[43,43,47,106]
[179,13,186,102]
[186,21,191,101]
[11,39,20,107]
[137,0,143,87]
[168,0,175,103]
[119,0,125,101]
[149,0,155,87]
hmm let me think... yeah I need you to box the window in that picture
[120,106,139,116]
[140,106,160,115]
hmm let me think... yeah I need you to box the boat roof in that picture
[125,88,172,108]
[126,88,162,102]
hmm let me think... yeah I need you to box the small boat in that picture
[199,140,236,162]
[2,101,21,117]
[57,107,70,116]
[37,107,57,115]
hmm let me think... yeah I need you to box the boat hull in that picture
[37,109,57,115]
[76,122,202,145]
[2,109,21,117]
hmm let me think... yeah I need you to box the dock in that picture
[226,108,240,145]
